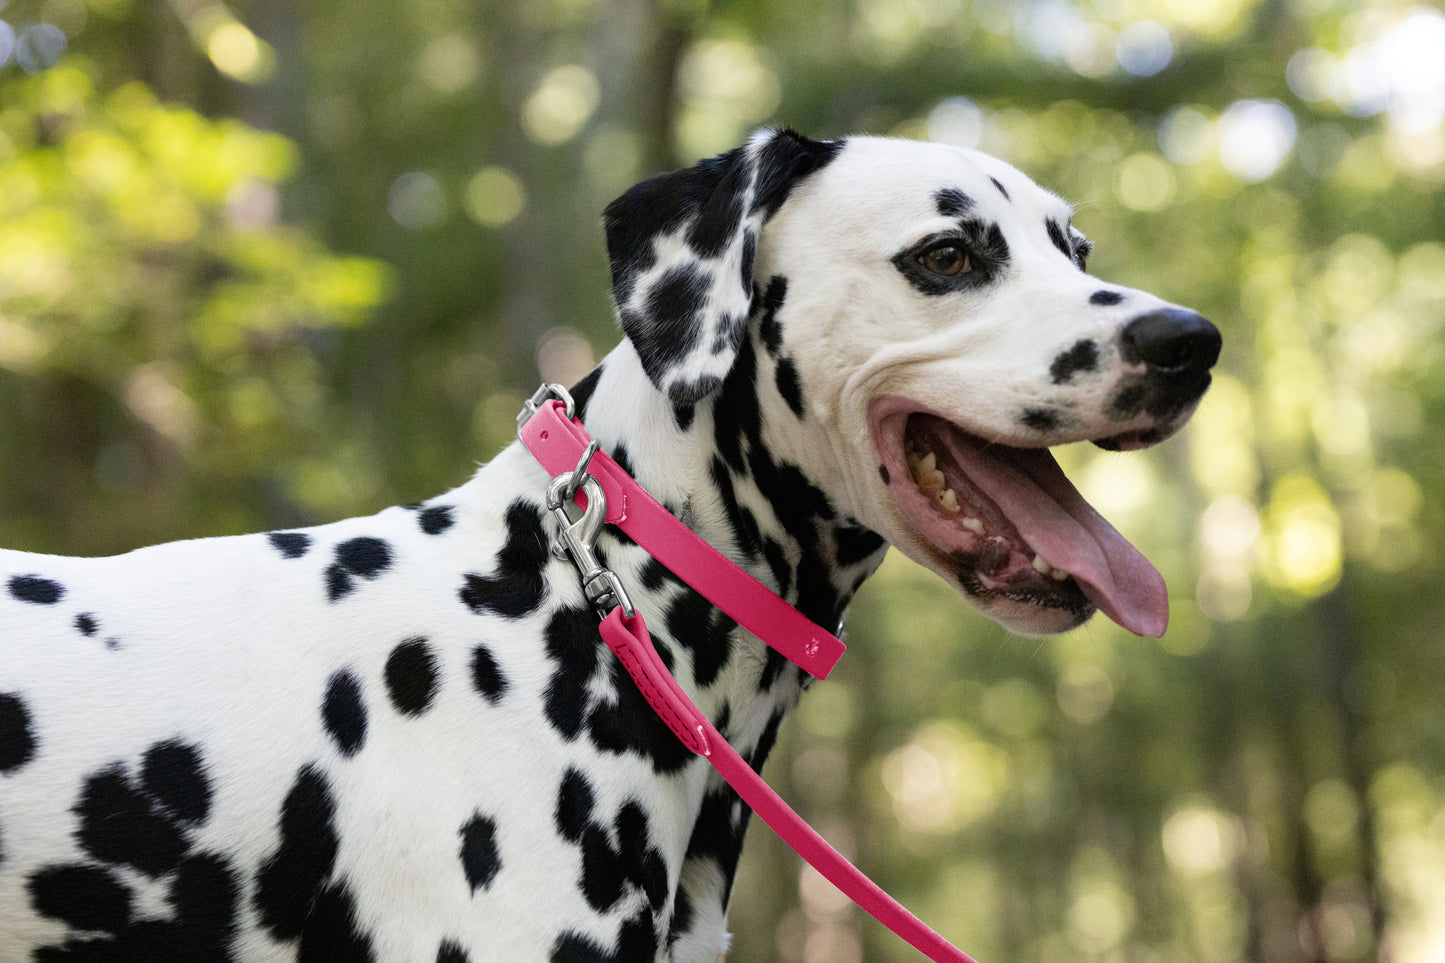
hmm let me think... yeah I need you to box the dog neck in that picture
[569,337,888,692]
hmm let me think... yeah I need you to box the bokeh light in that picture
[1217,98,1297,181]
[522,64,600,146]
[464,166,525,228]
[15,22,65,73]
[387,171,446,230]
[1115,20,1173,77]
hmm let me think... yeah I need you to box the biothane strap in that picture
[519,398,977,963]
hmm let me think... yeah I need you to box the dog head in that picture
[604,131,1220,638]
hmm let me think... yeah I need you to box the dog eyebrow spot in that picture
[989,177,1010,201]
[934,187,974,218]
[1090,289,1124,306]
[1050,340,1099,384]
[1045,218,1072,259]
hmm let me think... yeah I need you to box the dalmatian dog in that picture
[0,130,1219,962]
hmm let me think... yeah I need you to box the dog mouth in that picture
[870,400,1168,637]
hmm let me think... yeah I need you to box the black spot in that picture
[835,523,885,567]
[878,464,890,484]
[75,612,98,637]
[710,456,761,561]
[28,864,133,932]
[326,537,393,602]
[460,500,549,618]
[540,597,693,773]
[459,812,501,894]
[632,264,708,386]
[586,655,694,774]
[438,941,472,963]
[749,710,787,774]
[297,882,375,963]
[140,740,211,824]
[990,176,1010,200]
[335,537,392,578]
[385,638,440,717]
[682,786,748,900]
[1022,408,1060,432]
[326,565,354,603]
[667,886,694,951]
[569,366,602,422]
[759,647,789,692]
[322,670,368,756]
[254,765,341,940]
[542,606,602,740]
[669,373,720,407]
[774,357,805,417]
[762,538,792,599]
[935,187,974,217]
[663,586,736,689]
[0,692,37,773]
[555,767,596,843]
[8,574,63,604]
[167,852,242,953]
[74,766,188,876]
[739,231,756,294]
[468,644,509,705]
[1045,217,1072,259]
[673,401,696,431]
[616,801,669,911]
[105,636,121,650]
[29,851,240,959]
[610,443,636,479]
[268,532,312,559]
[1090,289,1124,306]
[749,129,843,219]
[420,505,455,535]
[1050,339,1100,384]
[756,276,788,356]
[579,828,623,911]
[550,910,658,963]
[1111,383,1148,419]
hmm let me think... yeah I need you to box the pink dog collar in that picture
[519,387,977,963]
[518,395,846,680]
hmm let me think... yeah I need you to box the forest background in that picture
[2,0,1444,960]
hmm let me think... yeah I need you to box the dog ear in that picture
[604,128,841,405]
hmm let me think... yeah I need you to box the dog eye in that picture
[919,244,971,276]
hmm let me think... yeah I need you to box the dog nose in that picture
[1120,309,1221,379]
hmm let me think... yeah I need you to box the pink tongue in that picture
[950,436,1168,637]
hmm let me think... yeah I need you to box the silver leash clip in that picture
[516,382,575,437]
[544,440,635,620]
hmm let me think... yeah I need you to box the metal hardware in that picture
[566,439,601,502]
[546,471,635,619]
[516,382,575,437]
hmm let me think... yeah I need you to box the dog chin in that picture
[968,593,1094,637]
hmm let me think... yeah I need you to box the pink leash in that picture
[517,385,977,963]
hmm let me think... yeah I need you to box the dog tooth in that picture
[962,516,984,535]
[1032,555,1054,576]
[918,469,945,493]
[918,452,937,475]
[938,488,960,513]
[1051,568,1070,581]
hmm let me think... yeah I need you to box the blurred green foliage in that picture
[2,1,1444,961]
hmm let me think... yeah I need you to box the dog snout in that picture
[1119,309,1221,381]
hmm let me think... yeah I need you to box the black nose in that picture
[1120,309,1221,378]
